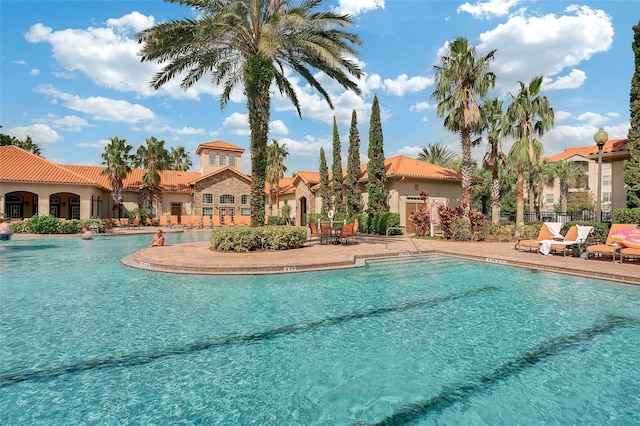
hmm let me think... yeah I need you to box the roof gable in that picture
[190,165,251,185]
[545,139,628,162]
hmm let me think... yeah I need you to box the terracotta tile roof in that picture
[545,139,628,162]
[61,164,200,193]
[0,146,99,186]
[360,155,464,181]
[195,140,245,155]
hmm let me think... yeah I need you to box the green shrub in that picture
[27,214,60,234]
[57,219,83,234]
[369,212,400,235]
[210,225,307,252]
[514,223,542,239]
[560,220,609,243]
[614,208,640,224]
[9,220,30,233]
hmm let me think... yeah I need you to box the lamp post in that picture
[593,127,608,222]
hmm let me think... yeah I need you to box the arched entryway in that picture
[298,196,308,226]
[4,191,38,219]
[50,192,80,219]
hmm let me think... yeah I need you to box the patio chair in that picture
[515,222,563,252]
[586,224,638,261]
[339,223,357,245]
[159,215,169,228]
[319,222,332,245]
[202,215,212,229]
[539,225,593,256]
[308,223,320,243]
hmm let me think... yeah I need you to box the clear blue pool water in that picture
[0,233,639,425]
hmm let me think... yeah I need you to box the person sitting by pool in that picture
[0,218,11,241]
[81,225,94,240]
[150,229,165,247]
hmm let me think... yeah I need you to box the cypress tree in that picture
[366,94,389,213]
[345,110,362,215]
[331,116,344,213]
[625,22,640,208]
[319,147,331,215]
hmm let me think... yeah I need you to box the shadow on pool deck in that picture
[120,232,640,285]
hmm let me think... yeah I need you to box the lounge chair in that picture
[159,215,169,228]
[538,225,593,256]
[620,246,640,262]
[586,224,638,261]
[202,215,212,229]
[515,222,563,252]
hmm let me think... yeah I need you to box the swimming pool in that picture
[1,233,639,425]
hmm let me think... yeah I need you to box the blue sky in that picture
[1,0,637,175]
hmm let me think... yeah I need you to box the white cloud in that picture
[29,69,40,76]
[477,5,613,93]
[7,124,62,144]
[34,84,155,123]
[410,101,434,112]
[396,145,422,158]
[24,15,220,100]
[576,112,608,127]
[383,74,433,96]
[541,122,630,157]
[554,111,572,121]
[335,0,385,16]
[457,0,523,19]
[41,114,92,132]
[278,135,329,157]
[222,112,250,136]
[270,120,289,136]
[543,69,587,91]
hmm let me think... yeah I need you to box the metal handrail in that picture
[386,226,428,261]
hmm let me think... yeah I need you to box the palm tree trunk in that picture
[460,129,472,212]
[516,167,525,227]
[491,175,501,224]
[245,55,274,227]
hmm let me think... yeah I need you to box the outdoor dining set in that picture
[308,221,358,245]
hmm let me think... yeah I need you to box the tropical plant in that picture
[132,136,169,211]
[100,136,133,214]
[345,109,362,215]
[137,0,363,226]
[318,148,330,216]
[530,159,556,215]
[331,116,344,213]
[366,94,389,216]
[504,76,554,226]
[554,160,587,212]
[265,139,288,216]
[625,22,640,207]
[169,146,192,171]
[431,37,496,211]
[481,98,507,223]
[418,141,458,167]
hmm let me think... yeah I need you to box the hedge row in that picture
[210,225,307,252]
[9,215,105,234]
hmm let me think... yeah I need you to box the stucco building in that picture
[1,140,469,229]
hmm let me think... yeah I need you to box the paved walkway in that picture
[120,230,640,285]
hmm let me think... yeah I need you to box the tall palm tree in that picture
[169,146,192,171]
[505,76,554,226]
[530,159,556,216]
[554,160,587,212]
[417,141,458,167]
[133,136,169,212]
[482,98,507,223]
[137,0,362,226]
[100,137,133,216]
[431,37,496,211]
[265,139,288,216]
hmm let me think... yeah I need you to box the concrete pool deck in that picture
[118,229,640,285]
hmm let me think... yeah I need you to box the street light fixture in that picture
[593,127,608,222]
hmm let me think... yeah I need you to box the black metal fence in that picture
[489,211,612,223]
